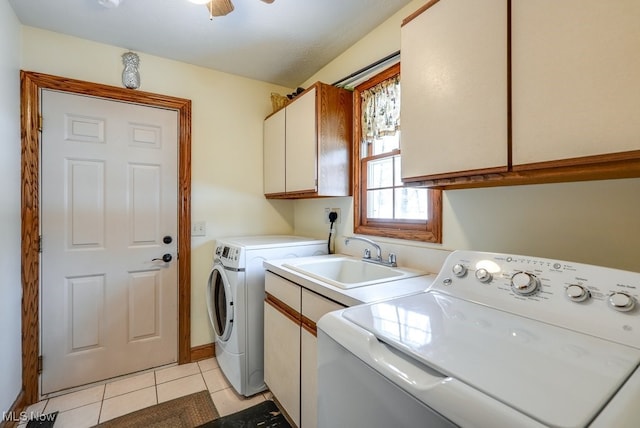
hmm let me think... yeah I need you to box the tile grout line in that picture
[40,360,219,424]
[154,369,159,406]
[97,383,106,424]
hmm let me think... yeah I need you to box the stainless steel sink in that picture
[283,256,421,289]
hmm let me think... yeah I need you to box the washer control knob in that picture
[452,263,467,277]
[608,292,636,312]
[566,284,590,302]
[510,272,540,296]
[475,268,492,283]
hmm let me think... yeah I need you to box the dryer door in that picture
[206,263,234,342]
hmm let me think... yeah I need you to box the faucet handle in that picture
[363,248,371,259]
[388,253,397,266]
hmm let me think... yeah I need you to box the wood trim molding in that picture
[265,297,318,336]
[512,150,640,172]
[19,71,192,405]
[425,157,640,190]
[190,343,215,362]
[1,390,27,428]
[402,0,440,27]
[301,315,317,337]
[265,293,302,325]
[401,166,510,184]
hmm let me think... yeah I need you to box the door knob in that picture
[152,253,173,263]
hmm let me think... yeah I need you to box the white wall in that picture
[0,1,24,417]
[21,27,296,346]
[294,0,640,274]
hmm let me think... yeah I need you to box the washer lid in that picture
[343,292,640,428]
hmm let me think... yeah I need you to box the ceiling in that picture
[9,0,413,88]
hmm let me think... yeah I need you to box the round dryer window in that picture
[206,264,234,341]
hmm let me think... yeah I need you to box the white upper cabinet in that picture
[263,108,286,194]
[512,0,640,167]
[285,87,317,193]
[263,82,352,198]
[400,0,508,181]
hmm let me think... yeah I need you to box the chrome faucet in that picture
[344,236,397,267]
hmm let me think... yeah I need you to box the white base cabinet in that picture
[300,329,317,428]
[264,272,345,427]
[264,302,301,425]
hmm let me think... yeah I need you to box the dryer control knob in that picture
[452,263,467,277]
[608,292,636,312]
[566,284,590,302]
[475,268,492,283]
[510,272,540,296]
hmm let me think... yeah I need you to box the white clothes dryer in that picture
[207,235,326,396]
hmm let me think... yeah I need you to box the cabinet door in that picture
[263,109,286,194]
[301,328,317,428]
[264,302,300,426]
[300,289,345,428]
[286,87,317,193]
[401,0,508,180]
[512,0,640,166]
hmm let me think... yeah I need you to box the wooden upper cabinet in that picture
[263,82,352,199]
[512,0,640,169]
[400,0,509,182]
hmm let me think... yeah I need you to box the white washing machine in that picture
[206,235,326,396]
[318,250,640,427]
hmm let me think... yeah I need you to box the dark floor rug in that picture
[96,390,219,428]
[197,400,291,428]
[26,412,58,428]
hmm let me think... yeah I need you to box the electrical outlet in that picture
[191,221,206,237]
[324,208,341,224]
[331,208,341,224]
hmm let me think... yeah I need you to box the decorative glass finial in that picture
[121,52,140,89]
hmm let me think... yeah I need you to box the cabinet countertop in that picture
[264,254,435,307]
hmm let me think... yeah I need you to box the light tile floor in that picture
[18,358,271,428]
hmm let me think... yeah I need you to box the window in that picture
[353,63,442,243]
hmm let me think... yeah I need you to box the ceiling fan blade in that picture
[207,0,234,16]
[260,0,275,3]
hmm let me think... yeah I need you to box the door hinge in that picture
[38,355,43,374]
[39,235,42,253]
[38,115,43,132]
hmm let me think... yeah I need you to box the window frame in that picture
[352,63,442,243]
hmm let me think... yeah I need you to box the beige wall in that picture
[0,0,23,415]
[21,27,296,346]
[294,0,640,273]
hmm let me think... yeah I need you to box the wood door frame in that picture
[20,71,192,404]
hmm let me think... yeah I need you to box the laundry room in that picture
[2,0,640,427]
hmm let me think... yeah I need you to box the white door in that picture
[40,90,179,394]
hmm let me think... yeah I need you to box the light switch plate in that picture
[191,221,206,236]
